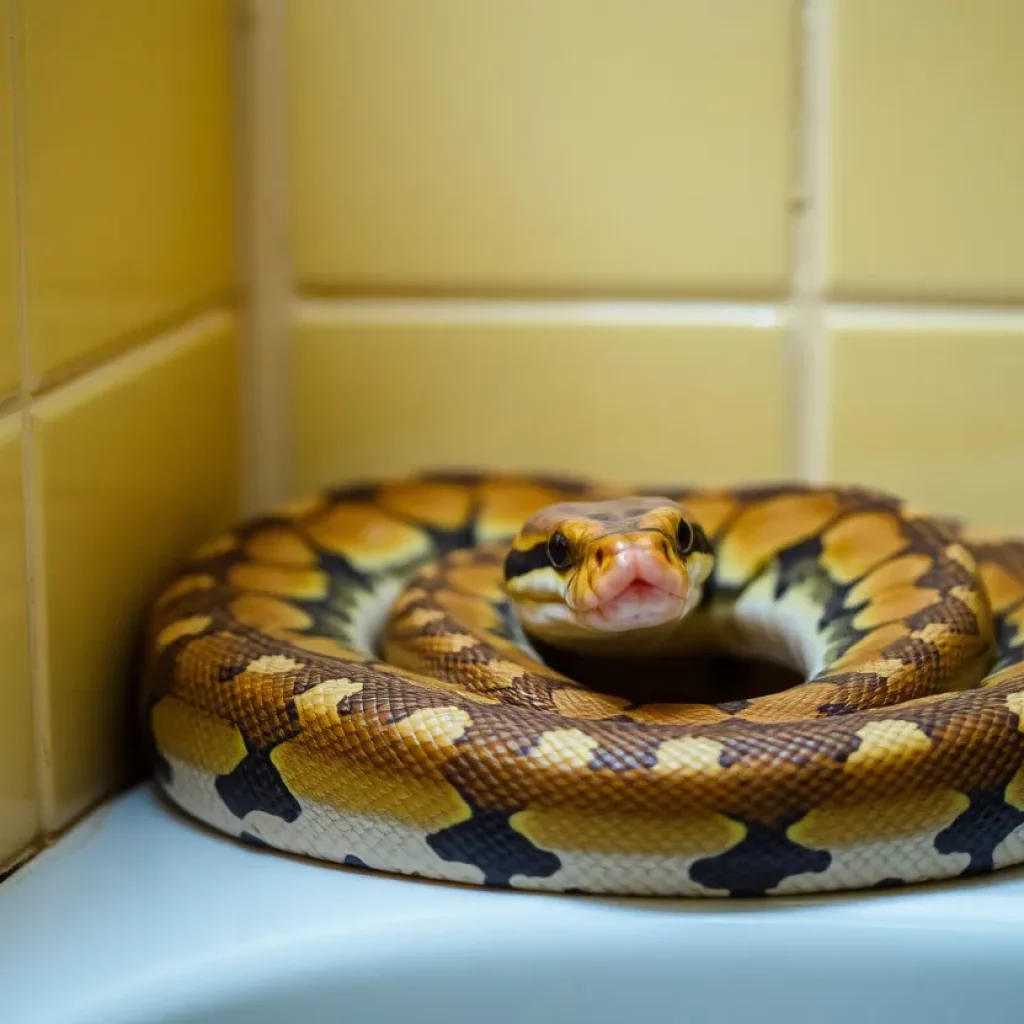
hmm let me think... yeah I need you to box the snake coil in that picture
[140,472,1024,897]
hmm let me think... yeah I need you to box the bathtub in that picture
[1,785,1021,1023]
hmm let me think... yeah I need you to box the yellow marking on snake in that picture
[193,534,237,559]
[305,503,433,570]
[151,696,247,775]
[654,737,726,776]
[156,615,211,651]
[156,574,217,607]
[244,528,318,568]
[379,481,474,529]
[716,493,840,585]
[820,512,908,584]
[230,594,312,630]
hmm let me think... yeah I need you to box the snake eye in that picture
[547,531,572,569]
[676,519,695,554]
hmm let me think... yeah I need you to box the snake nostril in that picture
[595,547,605,568]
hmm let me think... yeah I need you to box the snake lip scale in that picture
[139,470,1024,898]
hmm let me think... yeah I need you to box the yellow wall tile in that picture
[20,0,234,382]
[0,1,19,397]
[827,0,1024,300]
[292,316,790,495]
[290,1,795,297]
[0,415,36,868]
[33,316,240,829]
[827,324,1024,532]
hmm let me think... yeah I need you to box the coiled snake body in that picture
[140,472,1024,897]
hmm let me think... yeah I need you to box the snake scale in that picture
[139,471,1024,898]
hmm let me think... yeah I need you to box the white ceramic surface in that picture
[1,784,1023,1023]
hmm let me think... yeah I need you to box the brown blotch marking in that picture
[734,682,840,723]
[981,561,1024,614]
[1003,692,1024,808]
[716,492,841,585]
[379,481,475,530]
[551,688,630,720]
[244,527,318,568]
[150,696,248,776]
[167,632,303,747]
[156,615,212,651]
[852,584,941,630]
[374,664,503,704]
[231,594,312,631]
[271,704,473,830]
[156,574,216,608]
[820,512,909,585]
[680,493,739,538]
[626,703,733,726]
[305,502,432,569]
[846,553,932,607]
[228,563,329,601]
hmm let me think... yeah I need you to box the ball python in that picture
[139,470,1024,898]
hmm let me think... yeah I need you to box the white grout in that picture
[239,0,294,513]
[31,309,236,417]
[791,0,832,485]
[7,0,54,835]
[826,303,1024,331]
[295,297,788,328]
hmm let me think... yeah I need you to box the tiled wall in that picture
[283,0,1024,539]
[0,1,240,873]
[3,0,1024,876]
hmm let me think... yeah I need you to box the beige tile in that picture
[20,0,234,382]
[0,415,36,868]
[827,0,1024,300]
[290,0,795,297]
[0,1,19,397]
[827,324,1024,532]
[292,315,791,496]
[33,315,240,829]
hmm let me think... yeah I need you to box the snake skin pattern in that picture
[139,471,1024,898]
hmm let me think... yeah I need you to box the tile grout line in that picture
[239,0,293,513]
[294,296,788,326]
[292,294,1024,326]
[30,307,236,412]
[792,0,831,484]
[7,0,55,836]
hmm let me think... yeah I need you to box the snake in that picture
[138,470,1024,898]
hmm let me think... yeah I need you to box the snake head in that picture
[502,496,714,647]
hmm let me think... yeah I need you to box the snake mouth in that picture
[584,579,687,631]
[576,545,690,633]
